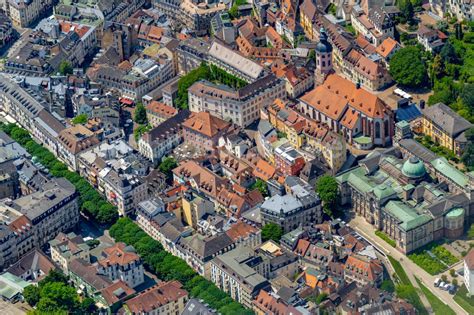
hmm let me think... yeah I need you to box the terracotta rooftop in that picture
[253,158,276,181]
[344,254,383,282]
[146,101,177,119]
[225,220,258,241]
[300,74,390,119]
[183,112,231,138]
[125,281,188,313]
[376,37,399,58]
[98,242,141,267]
[100,280,135,306]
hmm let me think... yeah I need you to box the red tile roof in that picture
[125,281,188,313]
[225,220,259,241]
[98,243,140,267]
[300,74,390,119]
[183,112,231,138]
[253,158,276,181]
[146,101,177,119]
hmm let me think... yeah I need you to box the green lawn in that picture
[454,285,474,314]
[388,255,410,285]
[415,278,456,315]
[388,255,428,315]
[375,230,396,247]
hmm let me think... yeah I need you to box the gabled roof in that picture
[301,74,391,119]
[423,103,473,137]
[376,37,399,58]
[183,112,231,138]
[253,158,276,181]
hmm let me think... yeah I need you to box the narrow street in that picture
[349,216,468,315]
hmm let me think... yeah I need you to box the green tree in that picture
[381,279,395,293]
[461,84,474,109]
[251,179,268,197]
[23,285,40,306]
[398,0,414,23]
[159,157,178,180]
[134,102,147,125]
[315,292,328,304]
[440,41,458,64]
[80,298,98,313]
[468,222,474,239]
[38,282,80,313]
[71,114,88,125]
[229,5,240,20]
[461,128,474,170]
[58,61,73,75]
[389,47,428,87]
[315,175,339,217]
[39,270,68,287]
[431,54,444,80]
[261,223,283,242]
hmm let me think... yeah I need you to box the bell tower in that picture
[314,28,333,86]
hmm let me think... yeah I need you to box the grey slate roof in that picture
[261,194,303,214]
[423,103,473,137]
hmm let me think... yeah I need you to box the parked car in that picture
[439,281,445,289]
[434,278,441,287]
[448,285,456,294]
[443,283,450,291]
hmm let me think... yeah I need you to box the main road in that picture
[349,216,468,315]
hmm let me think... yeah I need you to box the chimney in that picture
[419,100,425,109]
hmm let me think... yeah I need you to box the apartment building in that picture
[210,246,270,308]
[351,5,394,47]
[188,75,285,127]
[138,110,191,165]
[0,12,13,48]
[57,125,100,171]
[0,75,66,155]
[183,112,231,152]
[261,191,321,233]
[98,168,148,217]
[422,103,472,156]
[344,254,384,287]
[125,281,188,314]
[274,142,305,176]
[0,177,80,270]
[146,101,177,127]
[7,0,54,27]
[49,232,91,273]
[88,57,174,100]
[97,243,145,289]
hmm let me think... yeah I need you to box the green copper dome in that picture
[402,157,426,179]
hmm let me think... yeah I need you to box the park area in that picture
[454,285,474,314]
[408,243,459,275]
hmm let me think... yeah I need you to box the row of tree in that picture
[109,218,253,314]
[23,270,96,314]
[176,63,248,109]
[0,123,118,225]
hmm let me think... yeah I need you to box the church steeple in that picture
[314,28,333,86]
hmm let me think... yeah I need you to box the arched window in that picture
[375,121,381,138]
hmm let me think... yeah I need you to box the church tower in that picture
[314,28,333,86]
